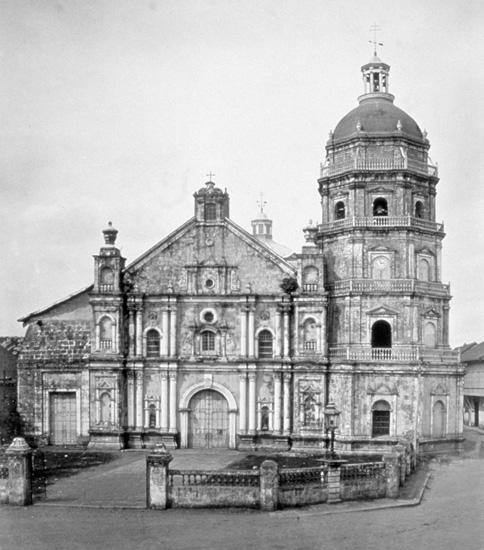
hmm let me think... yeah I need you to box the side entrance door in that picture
[188,390,229,448]
[49,392,77,445]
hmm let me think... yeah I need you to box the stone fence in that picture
[147,450,403,511]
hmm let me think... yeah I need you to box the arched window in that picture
[415,201,424,218]
[148,403,157,429]
[418,258,431,281]
[372,400,391,436]
[258,330,273,358]
[424,322,437,348]
[303,318,317,351]
[201,331,215,352]
[99,392,111,424]
[334,201,346,220]
[100,267,114,291]
[371,255,391,279]
[432,400,446,437]
[302,266,319,292]
[373,197,388,217]
[99,317,113,350]
[146,329,161,358]
[205,203,216,221]
[371,320,392,348]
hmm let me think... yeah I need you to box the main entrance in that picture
[49,392,77,445]
[188,389,229,448]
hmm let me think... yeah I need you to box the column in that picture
[443,305,450,346]
[6,438,33,506]
[436,243,442,281]
[321,307,328,357]
[293,305,299,355]
[239,373,247,433]
[127,372,135,427]
[283,373,291,434]
[161,309,169,356]
[169,306,177,357]
[283,308,290,357]
[146,450,173,510]
[273,372,282,433]
[275,309,282,357]
[95,323,100,351]
[248,307,255,357]
[160,373,168,431]
[248,372,256,433]
[169,371,177,433]
[135,371,144,429]
[128,310,135,356]
[135,307,143,356]
[240,308,247,357]
[408,242,415,278]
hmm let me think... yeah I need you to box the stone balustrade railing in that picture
[329,346,459,363]
[320,158,438,178]
[317,216,444,233]
[329,279,450,296]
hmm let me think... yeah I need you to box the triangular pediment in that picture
[367,382,399,395]
[367,305,399,316]
[124,217,296,295]
[423,308,441,319]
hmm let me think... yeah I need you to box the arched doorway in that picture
[371,320,392,348]
[188,390,229,448]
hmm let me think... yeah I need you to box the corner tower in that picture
[307,55,463,453]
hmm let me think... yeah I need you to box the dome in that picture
[333,96,423,142]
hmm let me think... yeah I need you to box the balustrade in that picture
[317,216,443,234]
[320,158,437,178]
[329,279,450,295]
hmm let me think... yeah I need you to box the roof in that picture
[0,337,23,355]
[459,342,484,362]
[333,96,423,142]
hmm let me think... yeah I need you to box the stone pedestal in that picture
[146,446,173,509]
[259,459,279,511]
[383,454,400,498]
[319,458,347,504]
[6,437,33,506]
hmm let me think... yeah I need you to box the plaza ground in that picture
[0,429,483,550]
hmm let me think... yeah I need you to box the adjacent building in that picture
[17,54,463,453]
[459,342,484,428]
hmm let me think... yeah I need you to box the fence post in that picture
[6,437,33,506]
[324,459,346,504]
[260,459,278,511]
[146,445,173,509]
[383,454,400,498]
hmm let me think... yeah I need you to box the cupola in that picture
[193,178,230,222]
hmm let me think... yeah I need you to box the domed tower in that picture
[308,55,463,452]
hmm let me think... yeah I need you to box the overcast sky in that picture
[1,0,483,347]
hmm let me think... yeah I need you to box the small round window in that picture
[203,311,214,323]
[205,279,215,289]
[200,309,216,324]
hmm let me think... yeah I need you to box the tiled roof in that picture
[459,341,484,362]
[0,337,23,355]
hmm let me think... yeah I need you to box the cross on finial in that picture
[206,171,215,182]
[257,192,267,214]
[369,23,383,56]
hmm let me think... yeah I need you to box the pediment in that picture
[416,247,434,257]
[369,245,393,253]
[367,305,399,316]
[423,308,441,319]
[431,383,448,395]
[367,382,399,395]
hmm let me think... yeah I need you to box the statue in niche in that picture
[303,395,317,425]
[260,406,270,431]
[148,403,156,429]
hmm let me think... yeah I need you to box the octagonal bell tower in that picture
[305,54,463,453]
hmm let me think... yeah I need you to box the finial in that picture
[423,129,428,139]
[206,171,215,182]
[369,23,383,56]
[328,129,333,138]
[396,119,402,131]
[102,221,118,246]
[356,120,362,132]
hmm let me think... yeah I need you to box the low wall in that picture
[340,462,386,501]
[168,470,259,508]
[278,467,327,507]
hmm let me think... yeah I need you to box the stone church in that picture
[17,54,463,453]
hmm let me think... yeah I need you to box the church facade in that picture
[17,55,463,453]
